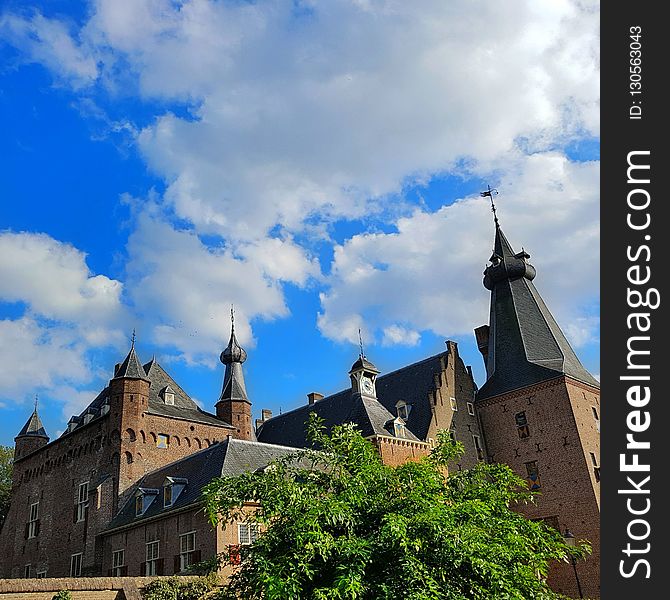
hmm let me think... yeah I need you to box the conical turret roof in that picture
[113,338,150,381]
[17,408,48,439]
[478,223,599,400]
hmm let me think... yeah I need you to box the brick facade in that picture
[476,376,600,598]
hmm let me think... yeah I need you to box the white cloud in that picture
[318,153,599,346]
[0,231,125,329]
[0,12,98,88]
[0,232,126,405]
[125,204,319,365]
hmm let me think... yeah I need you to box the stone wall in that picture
[0,576,203,600]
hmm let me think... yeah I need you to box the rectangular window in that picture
[592,406,600,432]
[164,485,173,507]
[77,482,89,522]
[112,550,125,577]
[590,452,598,466]
[449,397,458,411]
[36,570,47,579]
[238,523,260,545]
[28,502,39,538]
[515,411,530,438]
[24,564,31,578]
[594,467,601,482]
[146,541,160,576]
[135,495,143,516]
[157,434,169,448]
[70,553,83,577]
[467,402,475,416]
[179,531,196,571]
[472,435,484,460]
[525,460,541,490]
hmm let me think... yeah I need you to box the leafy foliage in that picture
[203,416,589,599]
[0,445,13,529]
[141,574,219,600]
[51,592,73,600]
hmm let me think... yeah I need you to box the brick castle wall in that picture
[476,376,600,599]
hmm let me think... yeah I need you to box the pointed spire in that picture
[113,332,150,381]
[17,404,48,439]
[218,309,249,404]
[478,220,599,400]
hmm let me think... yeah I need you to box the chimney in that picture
[261,408,273,421]
[255,418,264,431]
[474,325,490,365]
[307,392,324,405]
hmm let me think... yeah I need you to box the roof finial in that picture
[480,185,500,227]
[231,304,235,332]
[34,394,38,411]
[358,327,365,358]
[131,328,136,348]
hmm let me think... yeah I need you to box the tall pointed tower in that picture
[216,309,253,440]
[14,404,49,460]
[475,216,601,598]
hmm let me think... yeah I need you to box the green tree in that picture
[203,417,589,600]
[0,445,13,530]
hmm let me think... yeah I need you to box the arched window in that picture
[126,428,136,442]
[125,451,133,464]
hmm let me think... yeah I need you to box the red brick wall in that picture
[373,437,431,467]
[476,376,601,598]
[1,377,234,579]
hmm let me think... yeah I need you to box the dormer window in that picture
[161,386,175,406]
[393,417,407,439]
[396,401,412,420]
[162,477,187,508]
[135,488,158,516]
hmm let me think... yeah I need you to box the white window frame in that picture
[467,402,475,416]
[449,397,458,411]
[238,522,259,545]
[179,531,196,571]
[112,549,125,577]
[145,541,159,576]
[36,569,47,579]
[70,553,83,577]
[77,482,89,522]
[24,564,31,578]
[28,502,39,538]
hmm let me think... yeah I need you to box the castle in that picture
[0,218,600,598]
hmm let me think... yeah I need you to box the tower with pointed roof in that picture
[474,216,601,598]
[215,309,253,440]
[14,404,49,460]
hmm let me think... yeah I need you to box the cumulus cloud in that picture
[125,204,319,365]
[318,153,600,348]
[0,11,98,88]
[0,231,126,404]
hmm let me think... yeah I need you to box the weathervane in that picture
[34,394,38,411]
[480,185,500,226]
[358,328,365,358]
[131,328,136,347]
[231,304,235,331]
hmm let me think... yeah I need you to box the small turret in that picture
[15,402,49,460]
[216,308,253,440]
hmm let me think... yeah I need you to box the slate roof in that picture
[113,344,150,381]
[105,438,298,531]
[17,409,48,439]
[477,225,600,401]
[61,352,234,437]
[256,352,452,448]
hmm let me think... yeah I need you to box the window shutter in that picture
[174,555,181,573]
[24,523,29,540]
[156,558,164,575]
[34,520,40,537]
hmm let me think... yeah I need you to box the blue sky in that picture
[0,0,599,446]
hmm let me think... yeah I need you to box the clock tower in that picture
[349,353,380,399]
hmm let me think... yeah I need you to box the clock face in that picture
[361,377,374,394]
